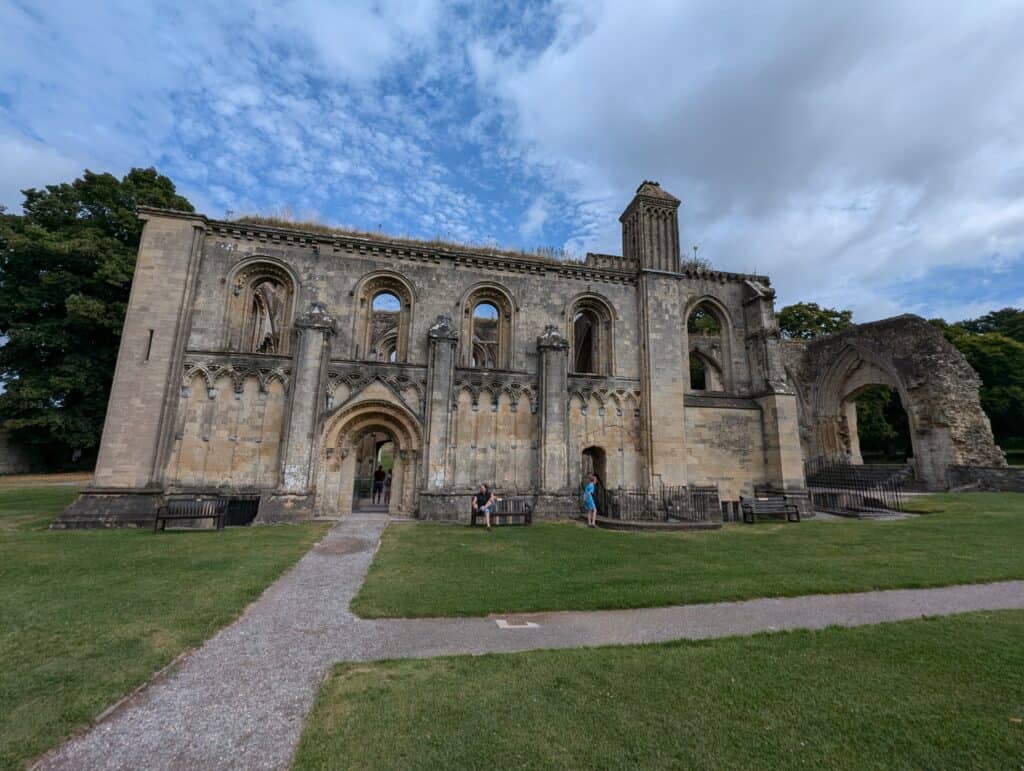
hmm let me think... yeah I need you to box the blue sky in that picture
[2,0,1023,323]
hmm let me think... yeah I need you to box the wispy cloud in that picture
[1,0,1022,322]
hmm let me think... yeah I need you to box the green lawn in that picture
[294,611,1024,770]
[0,487,328,771]
[352,493,1024,618]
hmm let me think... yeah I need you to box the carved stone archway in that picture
[785,315,1005,488]
[314,393,422,517]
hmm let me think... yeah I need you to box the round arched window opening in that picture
[471,302,500,369]
[370,292,402,362]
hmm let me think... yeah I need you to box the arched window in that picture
[226,261,296,355]
[686,299,730,392]
[461,285,514,369]
[369,292,401,362]
[353,273,415,363]
[568,295,615,375]
[471,302,499,368]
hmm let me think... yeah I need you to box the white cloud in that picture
[470,0,1024,320]
[0,134,84,211]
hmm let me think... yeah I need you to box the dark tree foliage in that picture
[955,307,1024,344]
[931,318,1024,444]
[854,386,912,461]
[777,302,854,339]
[0,168,192,467]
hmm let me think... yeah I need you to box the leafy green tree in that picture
[956,307,1024,343]
[0,168,192,467]
[777,302,854,339]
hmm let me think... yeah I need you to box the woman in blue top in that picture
[583,473,598,528]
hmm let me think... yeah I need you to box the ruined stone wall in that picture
[784,315,1005,488]
[165,372,287,490]
[684,403,766,500]
[58,194,812,526]
[567,388,644,490]
[186,225,643,381]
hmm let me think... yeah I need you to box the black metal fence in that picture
[804,455,905,514]
[587,484,721,523]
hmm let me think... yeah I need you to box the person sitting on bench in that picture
[471,483,496,530]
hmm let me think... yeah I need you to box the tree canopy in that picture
[0,168,192,466]
[777,302,854,339]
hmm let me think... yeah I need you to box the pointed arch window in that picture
[686,300,730,391]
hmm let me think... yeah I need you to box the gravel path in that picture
[36,518,1024,771]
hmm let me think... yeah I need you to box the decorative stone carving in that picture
[428,313,457,340]
[537,324,569,349]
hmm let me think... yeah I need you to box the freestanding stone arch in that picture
[784,315,1005,488]
[313,385,422,517]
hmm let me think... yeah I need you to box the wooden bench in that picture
[741,495,801,523]
[470,496,533,526]
[154,498,228,532]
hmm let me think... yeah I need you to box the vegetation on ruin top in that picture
[231,214,581,266]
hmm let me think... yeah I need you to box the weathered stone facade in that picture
[56,182,1004,527]
[783,315,1006,488]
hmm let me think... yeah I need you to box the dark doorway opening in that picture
[853,385,912,463]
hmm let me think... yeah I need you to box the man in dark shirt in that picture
[471,483,496,530]
[372,465,386,504]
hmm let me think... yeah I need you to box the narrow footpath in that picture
[36,517,1024,771]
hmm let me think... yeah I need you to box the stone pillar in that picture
[261,302,335,522]
[535,325,576,516]
[422,315,458,493]
[756,391,810,515]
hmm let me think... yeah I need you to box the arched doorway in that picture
[582,446,608,515]
[845,384,912,464]
[352,431,397,511]
[314,395,422,517]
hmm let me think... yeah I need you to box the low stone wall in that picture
[947,465,1024,493]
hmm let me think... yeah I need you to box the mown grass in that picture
[0,487,327,770]
[294,610,1024,770]
[352,493,1024,618]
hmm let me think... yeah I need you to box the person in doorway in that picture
[471,483,496,530]
[583,473,598,527]
[372,465,386,504]
[384,471,392,506]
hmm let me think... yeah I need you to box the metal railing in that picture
[587,484,721,523]
[804,455,906,514]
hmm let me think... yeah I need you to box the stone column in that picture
[422,315,458,495]
[262,302,335,521]
[536,325,574,515]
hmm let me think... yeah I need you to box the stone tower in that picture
[620,180,681,272]
[625,181,690,487]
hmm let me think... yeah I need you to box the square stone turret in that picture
[620,180,681,272]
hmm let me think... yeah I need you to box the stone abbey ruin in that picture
[57,181,1007,527]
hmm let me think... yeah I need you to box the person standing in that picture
[471,483,496,530]
[372,465,386,504]
[583,473,598,528]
